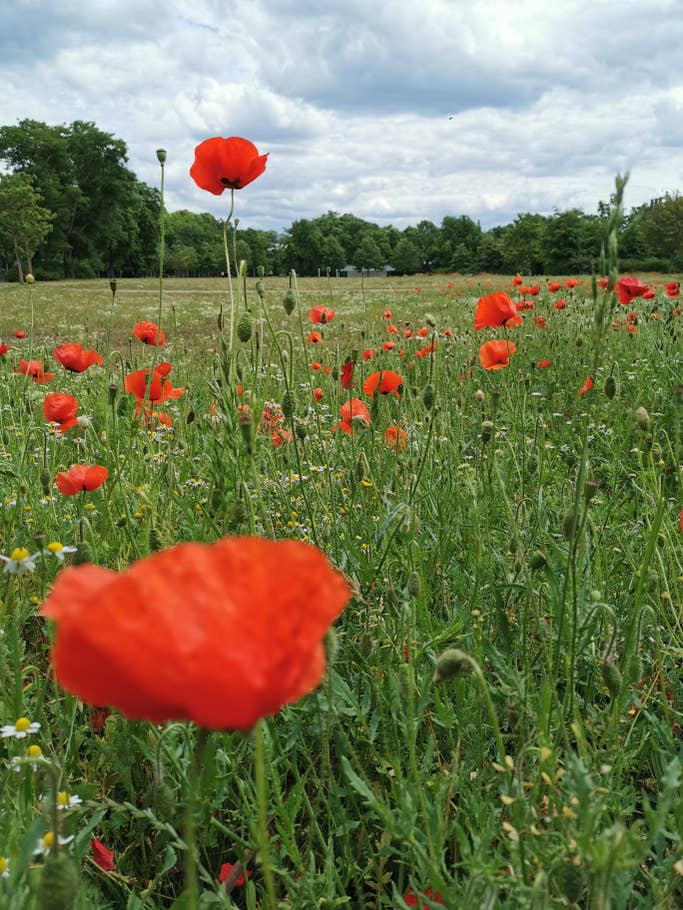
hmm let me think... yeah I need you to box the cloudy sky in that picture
[2,0,683,233]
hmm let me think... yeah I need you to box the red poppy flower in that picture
[616,276,649,306]
[362,348,375,362]
[536,359,552,369]
[474,292,518,330]
[133,321,165,346]
[0,344,8,356]
[17,359,55,383]
[91,839,115,872]
[190,137,268,195]
[218,862,251,888]
[363,370,403,398]
[643,288,656,300]
[579,376,593,396]
[43,393,79,434]
[403,329,413,339]
[124,362,185,412]
[554,299,566,310]
[384,424,407,449]
[565,278,579,289]
[548,282,561,293]
[404,888,444,907]
[41,537,350,728]
[306,331,322,344]
[54,342,103,372]
[512,274,523,286]
[442,328,453,337]
[340,358,354,390]
[533,316,546,329]
[383,309,393,320]
[665,281,680,298]
[387,324,399,335]
[416,341,437,358]
[526,285,540,296]
[309,306,334,324]
[383,341,396,352]
[598,277,609,289]
[15,330,27,339]
[334,398,371,433]
[312,387,323,402]
[478,340,516,370]
[417,327,429,338]
[260,406,293,447]
[310,361,322,371]
[56,464,108,496]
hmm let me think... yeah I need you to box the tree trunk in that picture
[13,238,24,283]
[24,241,33,276]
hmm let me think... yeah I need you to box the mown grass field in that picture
[0,267,681,909]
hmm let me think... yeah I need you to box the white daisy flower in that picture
[0,856,9,879]
[0,548,39,575]
[43,542,78,563]
[1,717,41,739]
[33,833,74,856]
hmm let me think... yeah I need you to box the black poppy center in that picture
[220,177,242,188]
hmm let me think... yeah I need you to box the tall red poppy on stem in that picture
[17,359,55,383]
[41,537,350,729]
[363,370,403,398]
[190,138,268,194]
[124,362,185,413]
[309,306,334,325]
[133,322,165,346]
[54,343,103,372]
[616,276,649,306]
[474,292,518,330]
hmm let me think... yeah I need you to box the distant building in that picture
[337,264,395,278]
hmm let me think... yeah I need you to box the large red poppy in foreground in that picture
[54,343,103,372]
[190,137,268,195]
[41,538,350,729]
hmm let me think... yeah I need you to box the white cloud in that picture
[1,0,682,232]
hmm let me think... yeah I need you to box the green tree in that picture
[353,235,383,271]
[498,213,546,274]
[0,171,54,281]
[391,236,421,274]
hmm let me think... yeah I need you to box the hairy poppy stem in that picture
[254,719,277,908]
[185,726,209,909]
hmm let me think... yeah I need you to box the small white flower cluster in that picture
[0,542,78,575]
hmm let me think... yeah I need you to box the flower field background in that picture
[0,251,682,906]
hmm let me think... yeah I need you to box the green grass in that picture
[0,268,681,909]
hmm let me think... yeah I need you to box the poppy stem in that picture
[254,719,277,909]
[184,726,209,908]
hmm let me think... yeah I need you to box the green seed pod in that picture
[508,535,518,554]
[562,511,574,539]
[108,382,118,405]
[625,652,642,685]
[559,863,584,904]
[186,409,195,425]
[604,375,617,400]
[217,310,224,331]
[295,423,307,441]
[602,660,622,698]
[255,280,265,298]
[422,383,435,410]
[156,148,167,164]
[433,648,471,683]
[40,469,52,495]
[256,265,265,278]
[407,570,421,598]
[116,394,128,416]
[237,311,253,343]
[529,550,548,571]
[281,391,296,420]
[283,289,296,315]
[331,366,339,382]
[38,853,79,910]
[109,278,117,296]
[72,541,94,565]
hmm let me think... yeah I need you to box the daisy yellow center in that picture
[57,791,69,806]
[0,857,6,874]
[10,547,29,561]
[47,542,63,553]
[42,832,54,848]
[15,717,30,732]
[28,745,42,758]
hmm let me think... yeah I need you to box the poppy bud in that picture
[407,570,421,598]
[281,391,296,420]
[360,633,373,658]
[40,469,52,495]
[237,312,253,343]
[422,384,435,410]
[529,550,547,571]
[295,424,307,441]
[481,419,494,443]
[433,648,471,683]
[604,375,617,400]
[283,289,296,315]
[217,311,224,331]
[601,660,622,698]
[625,652,642,684]
[156,148,167,164]
[110,278,117,296]
[526,455,538,475]
[107,382,118,405]
[508,535,518,554]
[116,395,128,416]
[575,337,583,348]
[583,479,599,503]
[562,511,575,540]
[256,265,265,278]
[26,273,35,284]
[72,541,94,565]
[331,367,339,382]
[559,863,584,904]
[635,407,650,431]
[255,280,265,298]
[425,313,436,327]
[38,854,79,910]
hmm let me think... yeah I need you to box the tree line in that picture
[1,119,682,281]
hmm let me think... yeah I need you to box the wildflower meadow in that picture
[0,145,682,910]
